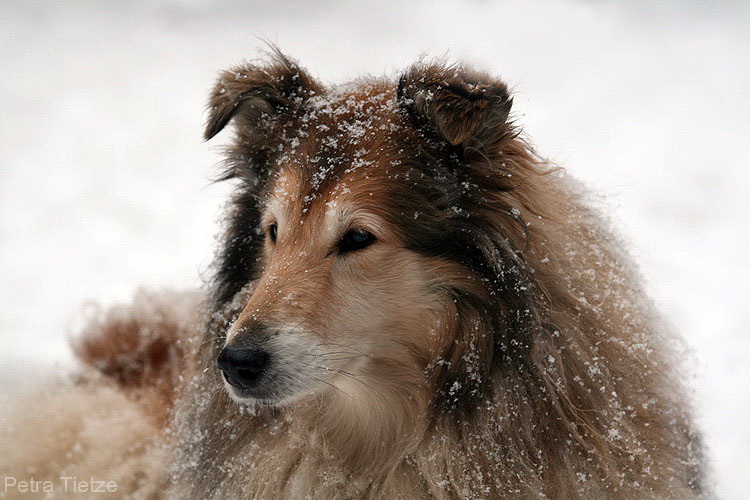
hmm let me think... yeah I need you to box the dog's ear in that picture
[397,62,513,151]
[204,51,321,140]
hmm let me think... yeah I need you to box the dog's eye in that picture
[339,229,376,254]
[267,223,278,243]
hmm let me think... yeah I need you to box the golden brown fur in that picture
[0,51,705,499]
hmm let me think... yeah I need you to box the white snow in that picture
[1,0,748,497]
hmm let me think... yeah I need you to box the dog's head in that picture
[205,51,539,412]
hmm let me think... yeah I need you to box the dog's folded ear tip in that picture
[203,121,219,141]
[203,52,321,142]
[398,62,513,150]
[203,110,232,141]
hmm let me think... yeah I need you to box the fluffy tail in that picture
[0,289,204,499]
[71,289,203,424]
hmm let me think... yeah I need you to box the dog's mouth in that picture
[220,369,299,405]
[221,374,284,405]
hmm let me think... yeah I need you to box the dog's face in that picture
[217,90,452,406]
[208,55,524,410]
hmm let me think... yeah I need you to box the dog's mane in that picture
[168,51,704,498]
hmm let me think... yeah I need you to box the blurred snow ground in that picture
[1,0,748,496]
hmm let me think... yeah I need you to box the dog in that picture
[1,50,705,499]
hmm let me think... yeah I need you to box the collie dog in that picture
[1,51,705,499]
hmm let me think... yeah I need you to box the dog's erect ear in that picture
[397,62,513,150]
[204,51,321,140]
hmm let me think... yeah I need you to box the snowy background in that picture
[1,0,748,497]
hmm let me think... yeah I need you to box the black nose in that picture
[217,347,270,389]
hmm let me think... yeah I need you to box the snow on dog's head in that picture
[204,50,528,413]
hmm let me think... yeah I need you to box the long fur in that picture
[1,51,705,499]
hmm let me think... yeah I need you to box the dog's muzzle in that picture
[216,323,320,404]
